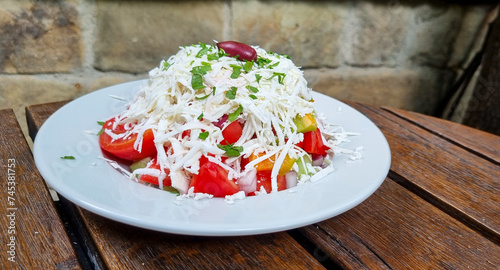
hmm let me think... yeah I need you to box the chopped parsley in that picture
[190,62,212,90]
[60,156,75,160]
[249,94,257,100]
[246,85,259,93]
[228,105,243,122]
[197,112,204,120]
[195,87,216,100]
[97,121,105,135]
[255,74,263,83]
[207,47,228,60]
[198,131,209,140]
[225,87,238,100]
[268,61,279,69]
[230,64,242,79]
[243,61,253,72]
[196,42,210,58]
[270,51,291,59]
[191,74,204,90]
[191,62,212,74]
[162,61,171,71]
[256,56,272,67]
[218,144,244,157]
[269,72,286,85]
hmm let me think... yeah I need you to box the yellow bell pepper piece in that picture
[249,152,296,175]
[293,113,317,133]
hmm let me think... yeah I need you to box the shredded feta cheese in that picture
[102,43,358,197]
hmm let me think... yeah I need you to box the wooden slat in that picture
[0,109,80,270]
[300,179,500,269]
[384,107,500,164]
[78,208,324,270]
[355,105,500,236]
[350,103,500,240]
[26,101,69,140]
[26,102,328,270]
[298,102,500,268]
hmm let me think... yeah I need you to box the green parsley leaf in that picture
[255,74,262,83]
[195,87,216,100]
[243,61,253,73]
[97,121,105,135]
[218,144,244,157]
[61,156,75,160]
[207,53,219,61]
[269,72,286,85]
[249,94,257,100]
[191,63,212,75]
[226,87,238,100]
[196,42,210,58]
[228,105,243,122]
[198,131,209,140]
[190,63,212,90]
[268,61,279,69]
[197,113,204,120]
[191,74,205,90]
[230,64,242,79]
[207,47,229,60]
[256,56,272,67]
[246,85,259,93]
[162,61,171,71]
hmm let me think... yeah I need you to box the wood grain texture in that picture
[384,106,500,164]
[26,101,69,140]
[300,179,500,269]
[25,100,500,269]
[26,102,327,270]
[297,101,500,269]
[0,109,80,270]
[351,103,500,241]
[78,208,325,270]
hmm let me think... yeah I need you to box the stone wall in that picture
[0,0,497,141]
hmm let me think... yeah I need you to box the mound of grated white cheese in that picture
[107,43,351,197]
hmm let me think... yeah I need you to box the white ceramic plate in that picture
[34,80,390,236]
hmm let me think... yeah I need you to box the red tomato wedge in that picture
[302,128,329,156]
[138,158,172,187]
[190,157,240,197]
[221,121,243,145]
[248,171,286,195]
[99,118,157,161]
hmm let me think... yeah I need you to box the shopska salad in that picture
[98,41,351,200]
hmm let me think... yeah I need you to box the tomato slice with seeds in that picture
[221,121,243,145]
[139,158,172,187]
[302,128,329,156]
[190,156,240,197]
[247,171,286,196]
[99,118,156,161]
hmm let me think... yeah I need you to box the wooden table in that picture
[1,100,498,269]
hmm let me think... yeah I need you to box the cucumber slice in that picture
[129,157,152,172]
[296,154,313,176]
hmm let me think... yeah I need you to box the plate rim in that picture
[33,79,391,236]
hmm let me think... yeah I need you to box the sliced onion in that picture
[213,114,228,129]
[237,168,257,194]
[285,171,298,189]
[312,154,324,166]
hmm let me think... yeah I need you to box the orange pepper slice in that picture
[249,152,296,176]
